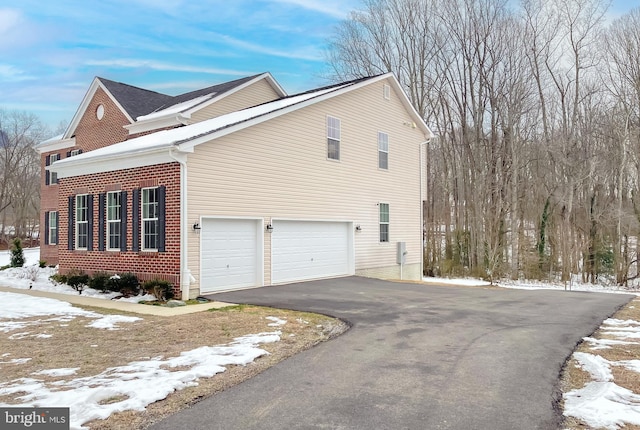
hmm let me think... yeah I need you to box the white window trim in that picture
[70,149,81,157]
[48,211,58,245]
[327,115,341,161]
[379,202,390,243]
[75,194,88,250]
[142,187,159,251]
[378,132,389,170]
[49,153,60,184]
[107,191,121,251]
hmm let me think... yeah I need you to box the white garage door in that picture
[271,220,352,284]
[201,218,261,294]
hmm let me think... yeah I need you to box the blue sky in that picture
[1,0,638,133]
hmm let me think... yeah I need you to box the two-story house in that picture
[39,72,433,299]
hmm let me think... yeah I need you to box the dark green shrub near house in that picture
[66,269,89,295]
[49,273,68,285]
[107,273,141,296]
[143,279,174,301]
[88,271,111,293]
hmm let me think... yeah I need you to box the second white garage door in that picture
[271,220,353,284]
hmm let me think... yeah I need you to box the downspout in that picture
[420,139,431,281]
[169,148,192,300]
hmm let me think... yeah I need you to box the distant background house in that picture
[40,72,433,299]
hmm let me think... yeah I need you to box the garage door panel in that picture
[201,218,259,293]
[272,221,351,284]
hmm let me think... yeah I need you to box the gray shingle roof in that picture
[98,74,267,120]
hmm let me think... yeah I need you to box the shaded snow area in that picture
[0,248,156,302]
[0,292,283,430]
[564,319,640,429]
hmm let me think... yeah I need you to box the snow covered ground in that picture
[0,290,283,430]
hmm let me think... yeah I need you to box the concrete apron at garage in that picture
[151,277,633,430]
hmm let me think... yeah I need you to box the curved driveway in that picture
[152,277,633,430]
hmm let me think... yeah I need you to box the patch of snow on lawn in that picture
[266,316,287,327]
[0,247,40,267]
[564,320,640,429]
[0,292,141,333]
[423,277,490,287]
[33,368,79,377]
[0,331,281,430]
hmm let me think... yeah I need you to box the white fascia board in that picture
[50,146,183,179]
[36,137,76,153]
[124,114,189,135]
[63,78,134,139]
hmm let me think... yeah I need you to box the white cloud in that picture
[0,8,22,35]
[0,64,34,82]
[216,33,323,61]
[85,59,254,76]
[267,0,357,19]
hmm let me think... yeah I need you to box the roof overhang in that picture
[36,136,76,154]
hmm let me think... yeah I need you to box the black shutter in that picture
[98,193,105,251]
[68,196,74,250]
[78,149,83,154]
[45,155,50,166]
[44,211,50,245]
[87,194,94,251]
[132,188,140,252]
[120,191,128,251]
[157,186,166,252]
[66,151,71,158]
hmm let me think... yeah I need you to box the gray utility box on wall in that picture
[397,241,407,264]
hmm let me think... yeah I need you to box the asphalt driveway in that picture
[151,277,633,430]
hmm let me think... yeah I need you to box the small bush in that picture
[39,260,47,268]
[49,273,68,285]
[89,271,111,293]
[67,269,89,295]
[0,264,10,271]
[24,266,39,282]
[107,273,140,296]
[10,238,25,268]
[143,279,174,301]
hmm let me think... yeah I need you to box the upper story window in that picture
[46,153,60,185]
[142,187,159,251]
[327,116,341,161]
[69,149,82,157]
[378,132,389,170]
[379,203,389,243]
[75,194,89,250]
[107,191,122,251]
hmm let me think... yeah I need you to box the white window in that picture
[383,84,390,100]
[49,153,60,184]
[327,116,341,160]
[378,132,389,169]
[48,211,58,245]
[107,191,121,250]
[142,187,159,251]
[379,203,389,243]
[70,149,81,157]
[75,194,89,250]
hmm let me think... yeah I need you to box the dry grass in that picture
[0,304,347,429]
[560,297,640,430]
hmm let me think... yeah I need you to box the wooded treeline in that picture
[0,109,48,247]
[328,0,640,284]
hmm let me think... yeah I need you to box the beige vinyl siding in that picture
[190,79,281,123]
[186,78,425,289]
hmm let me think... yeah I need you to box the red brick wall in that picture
[40,86,134,265]
[57,163,182,297]
[74,87,131,152]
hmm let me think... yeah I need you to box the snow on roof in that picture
[38,134,64,146]
[53,81,352,167]
[136,94,216,121]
